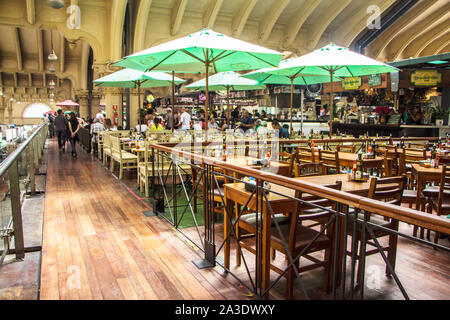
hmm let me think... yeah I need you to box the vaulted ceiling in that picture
[0,0,448,96]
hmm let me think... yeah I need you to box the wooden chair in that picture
[424,165,450,244]
[137,142,153,197]
[347,175,406,286]
[270,180,342,298]
[318,150,340,174]
[296,146,316,164]
[336,144,355,153]
[294,162,326,177]
[110,136,138,179]
[404,147,427,164]
[102,134,112,167]
[438,154,450,165]
[279,151,296,177]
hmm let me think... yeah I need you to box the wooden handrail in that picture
[150,142,450,235]
[155,136,438,148]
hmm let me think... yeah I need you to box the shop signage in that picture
[341,77,362,90]
[411,70,442,86]
[368,74,381,87]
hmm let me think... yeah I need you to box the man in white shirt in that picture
[179,107,191,130]
[90,118,105,153]
[95,109,104,122]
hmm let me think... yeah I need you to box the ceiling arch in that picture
[365,0,439,60]
[384,2,450,61]
[407,24,450,58]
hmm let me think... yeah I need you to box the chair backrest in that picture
[295,162,325,177]
[279,151,295,177]
[408,142,430,149]
[404,147,427,163]
[110,136,122,159]
[438,154,450,165]
[336,144,355,153]
[292,180,343,230]
[368,175,406,206]
[296,146,316,163]
[103,134,110,149]
[318,149,340,173]
[436,165,450,214]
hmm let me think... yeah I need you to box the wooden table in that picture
[337,152,385,170]
[411,164,442,208]
[223,173,378,295]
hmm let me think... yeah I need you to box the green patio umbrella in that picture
[185,71,265,125]
[242,60,336,133]
[94,68,185,129]
[113,29,283,137]
[258,43,400,136]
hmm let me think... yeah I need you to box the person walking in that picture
[178,106,191,131]
[53,109,67,152]
[68,112,80,158]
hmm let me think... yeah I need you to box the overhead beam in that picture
[333,0,397,47]
[386,3,450,61]
[305,0,352,51]
[26,0,35,24]
[203,0,224,29]
[171,0,188,36]
[232,0,258,37]
[432,39,450,55]
[110,0,128,61]
[258,0,290,43]
[407,22,450,58]
[133,0,153,52]
[60,34,65,73]
[11,27,23,71]
[366,0,438,59]
[36,29,43,72]
[283,0,321,49]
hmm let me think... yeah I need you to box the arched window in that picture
[22,103,52,118]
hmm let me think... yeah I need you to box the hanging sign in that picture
[341,77,362,90]
[411,70,442,86]
[368,74,381,87]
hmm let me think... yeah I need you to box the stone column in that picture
[74,89,89,119]
[0,97,5,123]
[91,89,103,119]
[104,87,122,127]
[129,88,141,130]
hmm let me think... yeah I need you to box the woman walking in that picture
[68,112,80,158]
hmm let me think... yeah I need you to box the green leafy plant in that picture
[431,106,448,120]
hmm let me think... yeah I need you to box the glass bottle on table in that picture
[354,151,364,181]
[222,135,227,162]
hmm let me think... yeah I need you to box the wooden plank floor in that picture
[40,139,450,300]
[40,139,249,300]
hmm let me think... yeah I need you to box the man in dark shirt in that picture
[272,120,290,139]
[53,109,68,151]
[238,109,254,133]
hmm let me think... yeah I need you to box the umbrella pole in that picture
[172,71,175,133]
[290,77,294,135]
[205,58,209,141]
[138,82,141,132]
[226,86,230,128]
[329,70,334,138]
[300,88,304,137]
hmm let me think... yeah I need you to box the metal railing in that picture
[147,140,450,300]
[0,123,48,266]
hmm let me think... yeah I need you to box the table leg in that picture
[261,203,271,298]
[224,189,232,270]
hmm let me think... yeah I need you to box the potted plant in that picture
[375,106,392,124]
[431,106,448,126]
